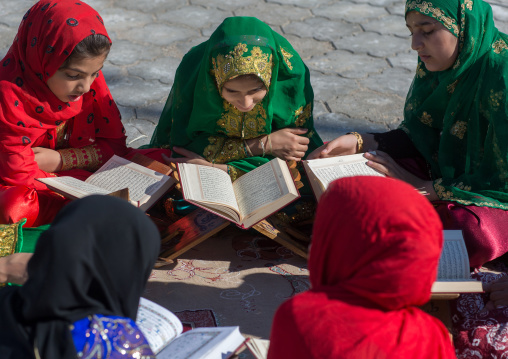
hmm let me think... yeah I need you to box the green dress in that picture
[402,0,508,209]
[148,17,323,180]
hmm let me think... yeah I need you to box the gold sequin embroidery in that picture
[217,101,267,139]
[434,178,508,209]
[280,47,294,70]
[416,62,426,78]
[447,79,459,94]
[203,137,247,163]
[493,39,508,54]
[489,89,503,111]
[465,0,473,11]
[212,43,273,90]
[406,1,459,36]
[55,121,68,149]
[57,143,104,172]
[450,121,467,139]
[295,104,312,127]
[420,111,433,126]
[0,221,22,258]
[228,165,246,181]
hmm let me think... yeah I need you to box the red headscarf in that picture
[268,177,456,359]
[0,0,124,186]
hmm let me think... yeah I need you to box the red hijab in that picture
[268,177,456,359]
[0,0,124,164]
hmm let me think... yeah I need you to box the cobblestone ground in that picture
[1,0,507,145]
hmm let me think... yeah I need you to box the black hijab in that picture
[0,195,160,359]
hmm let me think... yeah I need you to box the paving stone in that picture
[113,0,187,13]
[0,24,15,52]
[313,2,388,22]
[102,63,127,81]
[283,17,363,43]
[117,104,136,122]
[314,113,391,142]
[310,71,359,103]
[492,4,508,22]
[157,6,231,29]
[108,76,172,108]
[307,50,389,79]
[107,40,164,66]
[191,0,260,11]
[0,11,26,28]
[80,0,113,12]
[327,90,404,124]
[313,101,330,118]
[358,67,413,98]
[166,36,210,59]
[386,2,405,16]
[127,57,181,85]
[136,101,167,127]
[266,0,335,7]
[283,34,334,60]
[387,51,418,73]
[124,118,157,147]
[335,32,411,57]
[121,24,199,47]
[234,3,312,26]
[99,7,154,32]
[362,14,409,38]
[0,1,34,16]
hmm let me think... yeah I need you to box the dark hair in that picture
[61,34,111,68]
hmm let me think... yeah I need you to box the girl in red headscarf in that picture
[0,0,168,227]
[268,176,456,358]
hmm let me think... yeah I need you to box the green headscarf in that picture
[148,17,322,178]
[402,0,508,209]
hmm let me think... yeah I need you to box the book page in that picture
[136,298,183,354]
[233,159,289,217]
[305,154,383,189]
[246,338,270,359]
[179,164,239,212]
[86,156,167,202]
[436,230,471,280]
[157,327,244,359]
[37,176,110,198]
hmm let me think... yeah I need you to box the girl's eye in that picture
[423,30,434,36]
[66,73,79,80]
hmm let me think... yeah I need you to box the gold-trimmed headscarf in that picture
[212,43,273,91]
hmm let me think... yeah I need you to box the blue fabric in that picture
[71,314,155,358]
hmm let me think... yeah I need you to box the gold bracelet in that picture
[267,134,272,155]
[259,137,266,157]
[346,132,363,153]
[244,140,253,157]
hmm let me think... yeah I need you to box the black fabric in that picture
[0,195,160,359]
[372,129,422,159]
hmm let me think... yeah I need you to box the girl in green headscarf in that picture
[309,0,508,268]
[148,17,322,181]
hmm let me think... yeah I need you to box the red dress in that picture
[0,0,168,226]
[268,177,456,359]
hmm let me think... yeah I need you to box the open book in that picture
[136,298,246,359]
[178,158,299,229]
[302,153,384,201]
[37,155,175,212]
[432,230,483,294]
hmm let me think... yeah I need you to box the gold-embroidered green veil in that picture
[401,0,508,209]
[148,17,322,177]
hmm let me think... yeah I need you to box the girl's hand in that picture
[307,134,358,159]
[0,253,33,285]
[483,276,508,311]
[269,128,310,161]
[364,150,438,200]
[33,147,63,172]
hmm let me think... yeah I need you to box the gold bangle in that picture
[259,137,266,157]
[267,134,272,155]
[244,140,253,157]
[346,132,363,153]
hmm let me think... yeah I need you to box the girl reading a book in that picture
[0,0,169,228]
[147,16,323,181]
[268,176,456,359]
[0,195,159,359]
[308,0,508,268]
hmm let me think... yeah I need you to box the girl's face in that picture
[406,11,459,72]
[46,54,106,103]
[221,75,267,112]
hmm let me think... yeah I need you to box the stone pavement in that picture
[1,0,508,145]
